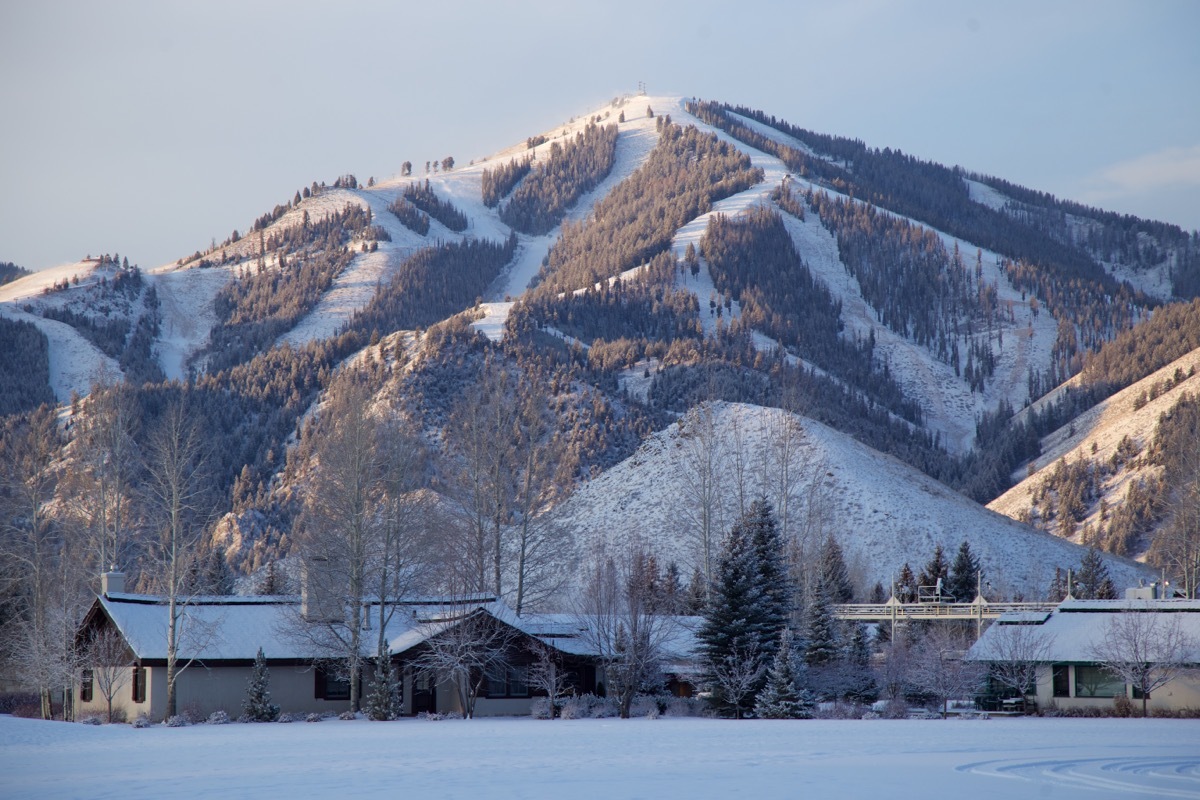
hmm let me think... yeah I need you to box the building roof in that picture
[86,592,703,665]
[968,598,1200,664]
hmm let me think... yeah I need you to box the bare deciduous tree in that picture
[1091,606,1198,716]
[68,381,138,574]
[575,545,676,718]
[676,402,726,593]
[0,404,78,719]
[82,626,133,722]
[910,626,986,718]
[526,639,569,719]
[295,376,389,713]
[444,360,569,613]
[414,605,516,719]
[139,398,217,720]
[978,622,1055,705]
[1150,451,1200,598]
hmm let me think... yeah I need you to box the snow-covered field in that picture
[3,715,1196,799]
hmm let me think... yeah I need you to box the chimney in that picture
[300,557,341,623]
[101,570,125,597]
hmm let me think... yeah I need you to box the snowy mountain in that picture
[550,402,1148,600]
[2,92,1195,601]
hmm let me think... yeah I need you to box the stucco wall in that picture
[1034,664,1200,712]
[77,664,353,722]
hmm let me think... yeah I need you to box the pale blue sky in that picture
[2,0,1197,272]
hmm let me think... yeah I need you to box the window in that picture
[131,667,146,703]
[486,666,529,699]
[1074,665,1124,698]
[80,669,93,703]
[315,667,351,701]
[1052,664,1070,698]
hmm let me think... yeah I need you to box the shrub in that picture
[207,711,231,725]
[817,702,866,720]
[79,716,102,726]
[0,692,37,715]
[530,697,554,720]
[277,713,297,723]
[338,710,357,721]
[305,713,322,723]
[630,695,659,719]
[663,697,704,718]
[132,714,152,729]
[559,696,591,720]
[165,715,190,728]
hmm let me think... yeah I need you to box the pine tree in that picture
[1077,548,1117,599]
[946,540,981,602]
[364,653,401,721]
[746,497,791,654]
[917,544,949,594]
[818,533,854,603]
[697,501,788,716]
[243,648,279,721]
[896,563,918,603]
[802,584,839,668]
[840,623,878,704]
[754,629,811,719]
[1048,567,1068,602]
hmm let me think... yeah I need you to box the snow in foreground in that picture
[3,715,1196,799]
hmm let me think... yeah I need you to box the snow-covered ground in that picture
[3,715,1196,799]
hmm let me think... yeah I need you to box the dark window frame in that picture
[80,669,94,703]
[1051,664,1070,698]
[485,665,530,699]
[1074,664,1124,698]
[314,667,351,701]
[131,666,146,703]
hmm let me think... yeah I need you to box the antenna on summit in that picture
[637,81,646,95]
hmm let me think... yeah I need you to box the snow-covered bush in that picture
[206,710,231,725]
[416,711,461,721]
[591,696,618,718]
[530,697,554,720]
[879,699,909,719]
[630,695,659,719]
[165,715,190,728]
[559,694,618,719]
[338,710,357,721]
[305,713,322,723]
[663,697,703,718]
[79,716,102,726]
[276,713,296,723]
[817,701,865,720]
[131,714,151,728]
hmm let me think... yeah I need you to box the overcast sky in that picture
[2,0,1197,272]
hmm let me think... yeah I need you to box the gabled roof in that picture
[968,599,1200,664]
[84,592,703,665]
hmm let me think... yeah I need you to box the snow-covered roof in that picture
[968,599,1200,664]
[91,592,702,665]
[96,593,422,661]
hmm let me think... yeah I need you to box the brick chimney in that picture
[101,570,125,597]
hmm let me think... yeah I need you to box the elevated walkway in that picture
[834,598,1058,635]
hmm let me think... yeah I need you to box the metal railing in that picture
[833,601,1057,622]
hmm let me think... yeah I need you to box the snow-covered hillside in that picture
[989,345,1200,551]
[0,260,124,400]
[551,402,1149,600]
